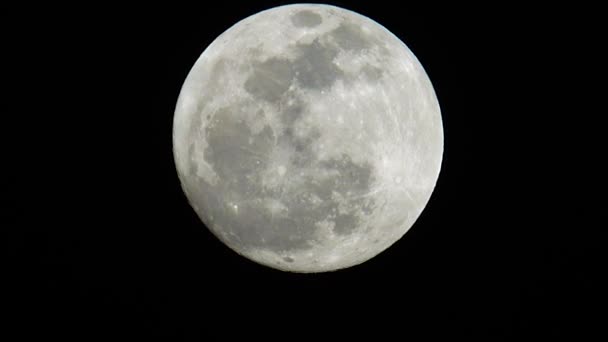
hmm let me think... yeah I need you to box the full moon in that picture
[173,4,443,272]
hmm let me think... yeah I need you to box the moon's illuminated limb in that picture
[173,4,443,272]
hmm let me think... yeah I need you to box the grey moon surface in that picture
[173,4,443,272]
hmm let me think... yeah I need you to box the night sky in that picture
[4,1,604,339]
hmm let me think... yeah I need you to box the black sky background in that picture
[4,1,605,340]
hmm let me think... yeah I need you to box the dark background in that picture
[4,1,605,339]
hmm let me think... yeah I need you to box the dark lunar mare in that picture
[185,100,376,254]
[290,10,323,28]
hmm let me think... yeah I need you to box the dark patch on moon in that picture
[255,108,266,121]
[319,154,373,195]
[199,104,318,252]
[244,30,352,102]
[279,98,305,127]
[316,154,376,235]
[330,22,373,51]
[204,106,275,197]
[293,39,343,90]
[334,213,360,235]
[187,143,198,176]
[361,64,384,82]
[244,58,295,102]
[288,153,376,236]
[193,98,378,252]
[291,10,322,28]
[283,256,295,263]
[280,124,321,169]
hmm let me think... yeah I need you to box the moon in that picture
[173,4,443,272]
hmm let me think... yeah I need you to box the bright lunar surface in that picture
[173,4,443,272]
